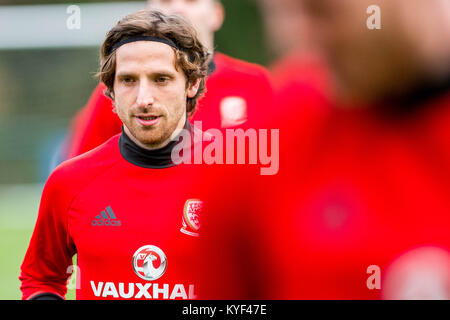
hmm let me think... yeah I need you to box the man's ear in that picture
[110,92,118,114]
[187,78,202,98]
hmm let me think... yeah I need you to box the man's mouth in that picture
[135,115,161,126]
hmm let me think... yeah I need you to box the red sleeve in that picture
[19,168,77,300]
[232,59,275,130]
[65,83,122,158]
[249,66,275,128]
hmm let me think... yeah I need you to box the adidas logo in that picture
[91,206,121,226]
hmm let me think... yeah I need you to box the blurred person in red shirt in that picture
[198,0,450,299]
[258,0,335,116]
[62,0,273,160]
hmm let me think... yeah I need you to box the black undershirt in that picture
[119,120,193,169]
[376,70,450,119]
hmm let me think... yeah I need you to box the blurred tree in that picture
[216,0,270,65]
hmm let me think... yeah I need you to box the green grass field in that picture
[0,184,76,300]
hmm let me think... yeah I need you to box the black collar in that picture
[119,121,193,169]
[208,58,216,75]
[376,70,450,119]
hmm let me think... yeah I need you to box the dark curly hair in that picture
[97,9,211,115]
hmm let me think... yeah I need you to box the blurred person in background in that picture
[198,0,450,299]
[258,0,335,114]
[61,0,273,160]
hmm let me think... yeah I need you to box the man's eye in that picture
[121,77,135,84]
[156,77,170,83]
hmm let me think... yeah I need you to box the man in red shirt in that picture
[63,0,273,159]
[20,10,212,300]
[199,0,450,299]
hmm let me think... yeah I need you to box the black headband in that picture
[108,36,179,55]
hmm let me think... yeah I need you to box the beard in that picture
[132,119,172,148]
[122,109,186,150]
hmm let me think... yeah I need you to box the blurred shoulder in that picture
[47,134,121,191]
[213,52,271,80]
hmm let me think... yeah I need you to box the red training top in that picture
[20,122,212,300]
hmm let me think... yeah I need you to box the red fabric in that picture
[199,91,450,299]
[270,51,332,97]
[20,135,211,300]
[65,52,273,158]
[269,50,335,115]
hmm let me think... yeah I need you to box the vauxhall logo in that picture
[132,245,167,281]
[90,245,197,299]
[91,206,121,226]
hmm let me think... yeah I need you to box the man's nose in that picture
[136,79,155,107]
